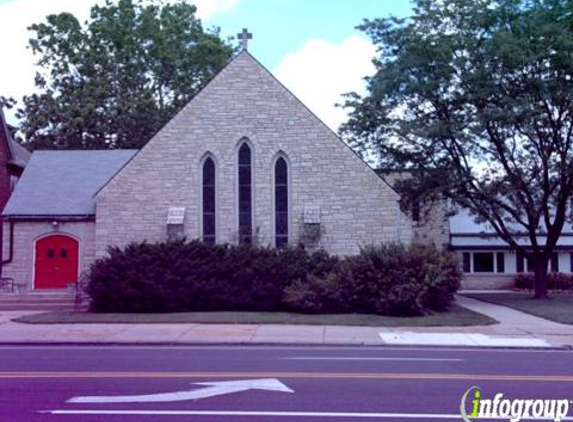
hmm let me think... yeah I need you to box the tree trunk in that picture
[533,254,550,300]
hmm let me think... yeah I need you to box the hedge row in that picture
[86,241,461,316]
[514,272,573,291]
[283,244,461,315]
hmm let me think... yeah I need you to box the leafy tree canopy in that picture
[0,96,15,111]
[18,0,233,150]
[341,0,573,298]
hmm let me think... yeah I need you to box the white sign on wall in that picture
[167,207,186,225]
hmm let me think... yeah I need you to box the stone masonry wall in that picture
[1,220,96,291]
[461,274,515,290]
[382,172,450,248]
[96,52,412,257]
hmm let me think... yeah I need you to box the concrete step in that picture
[0,298,74,304]
[0,292,82,310]
[0,299,74,304]
[0,292,72,297]
[0,304,79,311]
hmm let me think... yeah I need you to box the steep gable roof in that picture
[98,50,398,197]
[0,109,30,170]
[9,138,31,169]
[3,150,137,217]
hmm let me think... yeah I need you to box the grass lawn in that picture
[13,304,496,327]
[463,292,573,325]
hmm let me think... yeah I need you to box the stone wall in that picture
[382,171,449,248]
[461,274,515,290]
[96,52,412,257]
[1,220,95,291]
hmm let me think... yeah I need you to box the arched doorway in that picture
[34,234,79,289]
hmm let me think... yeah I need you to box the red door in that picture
[34,235,79,289]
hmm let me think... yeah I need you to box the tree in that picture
[18,0,233,150]
[0,97,15,112]
[341,0,573,299]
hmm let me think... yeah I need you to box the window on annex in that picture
[496,252,505,273]
[463,251,506,273]
[473,252,495,273]
[462,252,471,273]
[550,253,559,272]
[519,252,559,273]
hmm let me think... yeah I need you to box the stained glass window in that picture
[203,157,216,244]
[238,143,252,244]
[275,157,288,248]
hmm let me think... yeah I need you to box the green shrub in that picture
[86,240,460,316]
[282,274,345,313]
[283,244,461,316]
[87,241,316,313]
[514,272,573,291]
[514,273,534,290]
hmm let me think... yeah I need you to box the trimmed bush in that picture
[514,272,573,291]
[283,244,461,316]
[86,240,336,313]
[86,240,460,316]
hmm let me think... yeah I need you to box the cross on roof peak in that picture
[237,28,252,51]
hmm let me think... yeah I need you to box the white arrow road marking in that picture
[67,378,293,404]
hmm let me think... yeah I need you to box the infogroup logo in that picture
[460,386,571,422]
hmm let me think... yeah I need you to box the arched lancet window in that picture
[202,157,216,244]
[275,156,288,248]
[238,143,252,244]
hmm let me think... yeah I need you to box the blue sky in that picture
[208,0,413,70]
[0,0,413,131]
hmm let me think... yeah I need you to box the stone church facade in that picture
[1,51,412,293]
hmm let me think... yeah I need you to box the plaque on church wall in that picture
[303,206,321,224]
[167,207,186,225]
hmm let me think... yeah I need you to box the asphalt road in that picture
[1,345,572,421]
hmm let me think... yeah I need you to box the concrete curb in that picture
[0,341,570,350]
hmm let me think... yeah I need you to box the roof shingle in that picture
[3,150,137,217]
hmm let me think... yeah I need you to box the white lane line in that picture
[45,410,573,419]
[285,357,464,362]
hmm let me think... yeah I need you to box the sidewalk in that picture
[0,295,572,348]
[378,295,573,348]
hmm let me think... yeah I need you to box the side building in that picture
[382,170,573,290]
[1,151,136,291]
[450,209,573,289]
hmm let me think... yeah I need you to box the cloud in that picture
[274,35,376,133]
[0,0,95,122]
[193,0,240,19]
[0,0,240,124]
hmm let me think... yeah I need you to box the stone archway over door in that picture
[34,235,79,289]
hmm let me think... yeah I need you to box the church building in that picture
[1,49,412,293]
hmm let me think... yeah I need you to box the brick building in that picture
[1,51,412,292]
[0,108,30,280]
[0,109,29,212]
